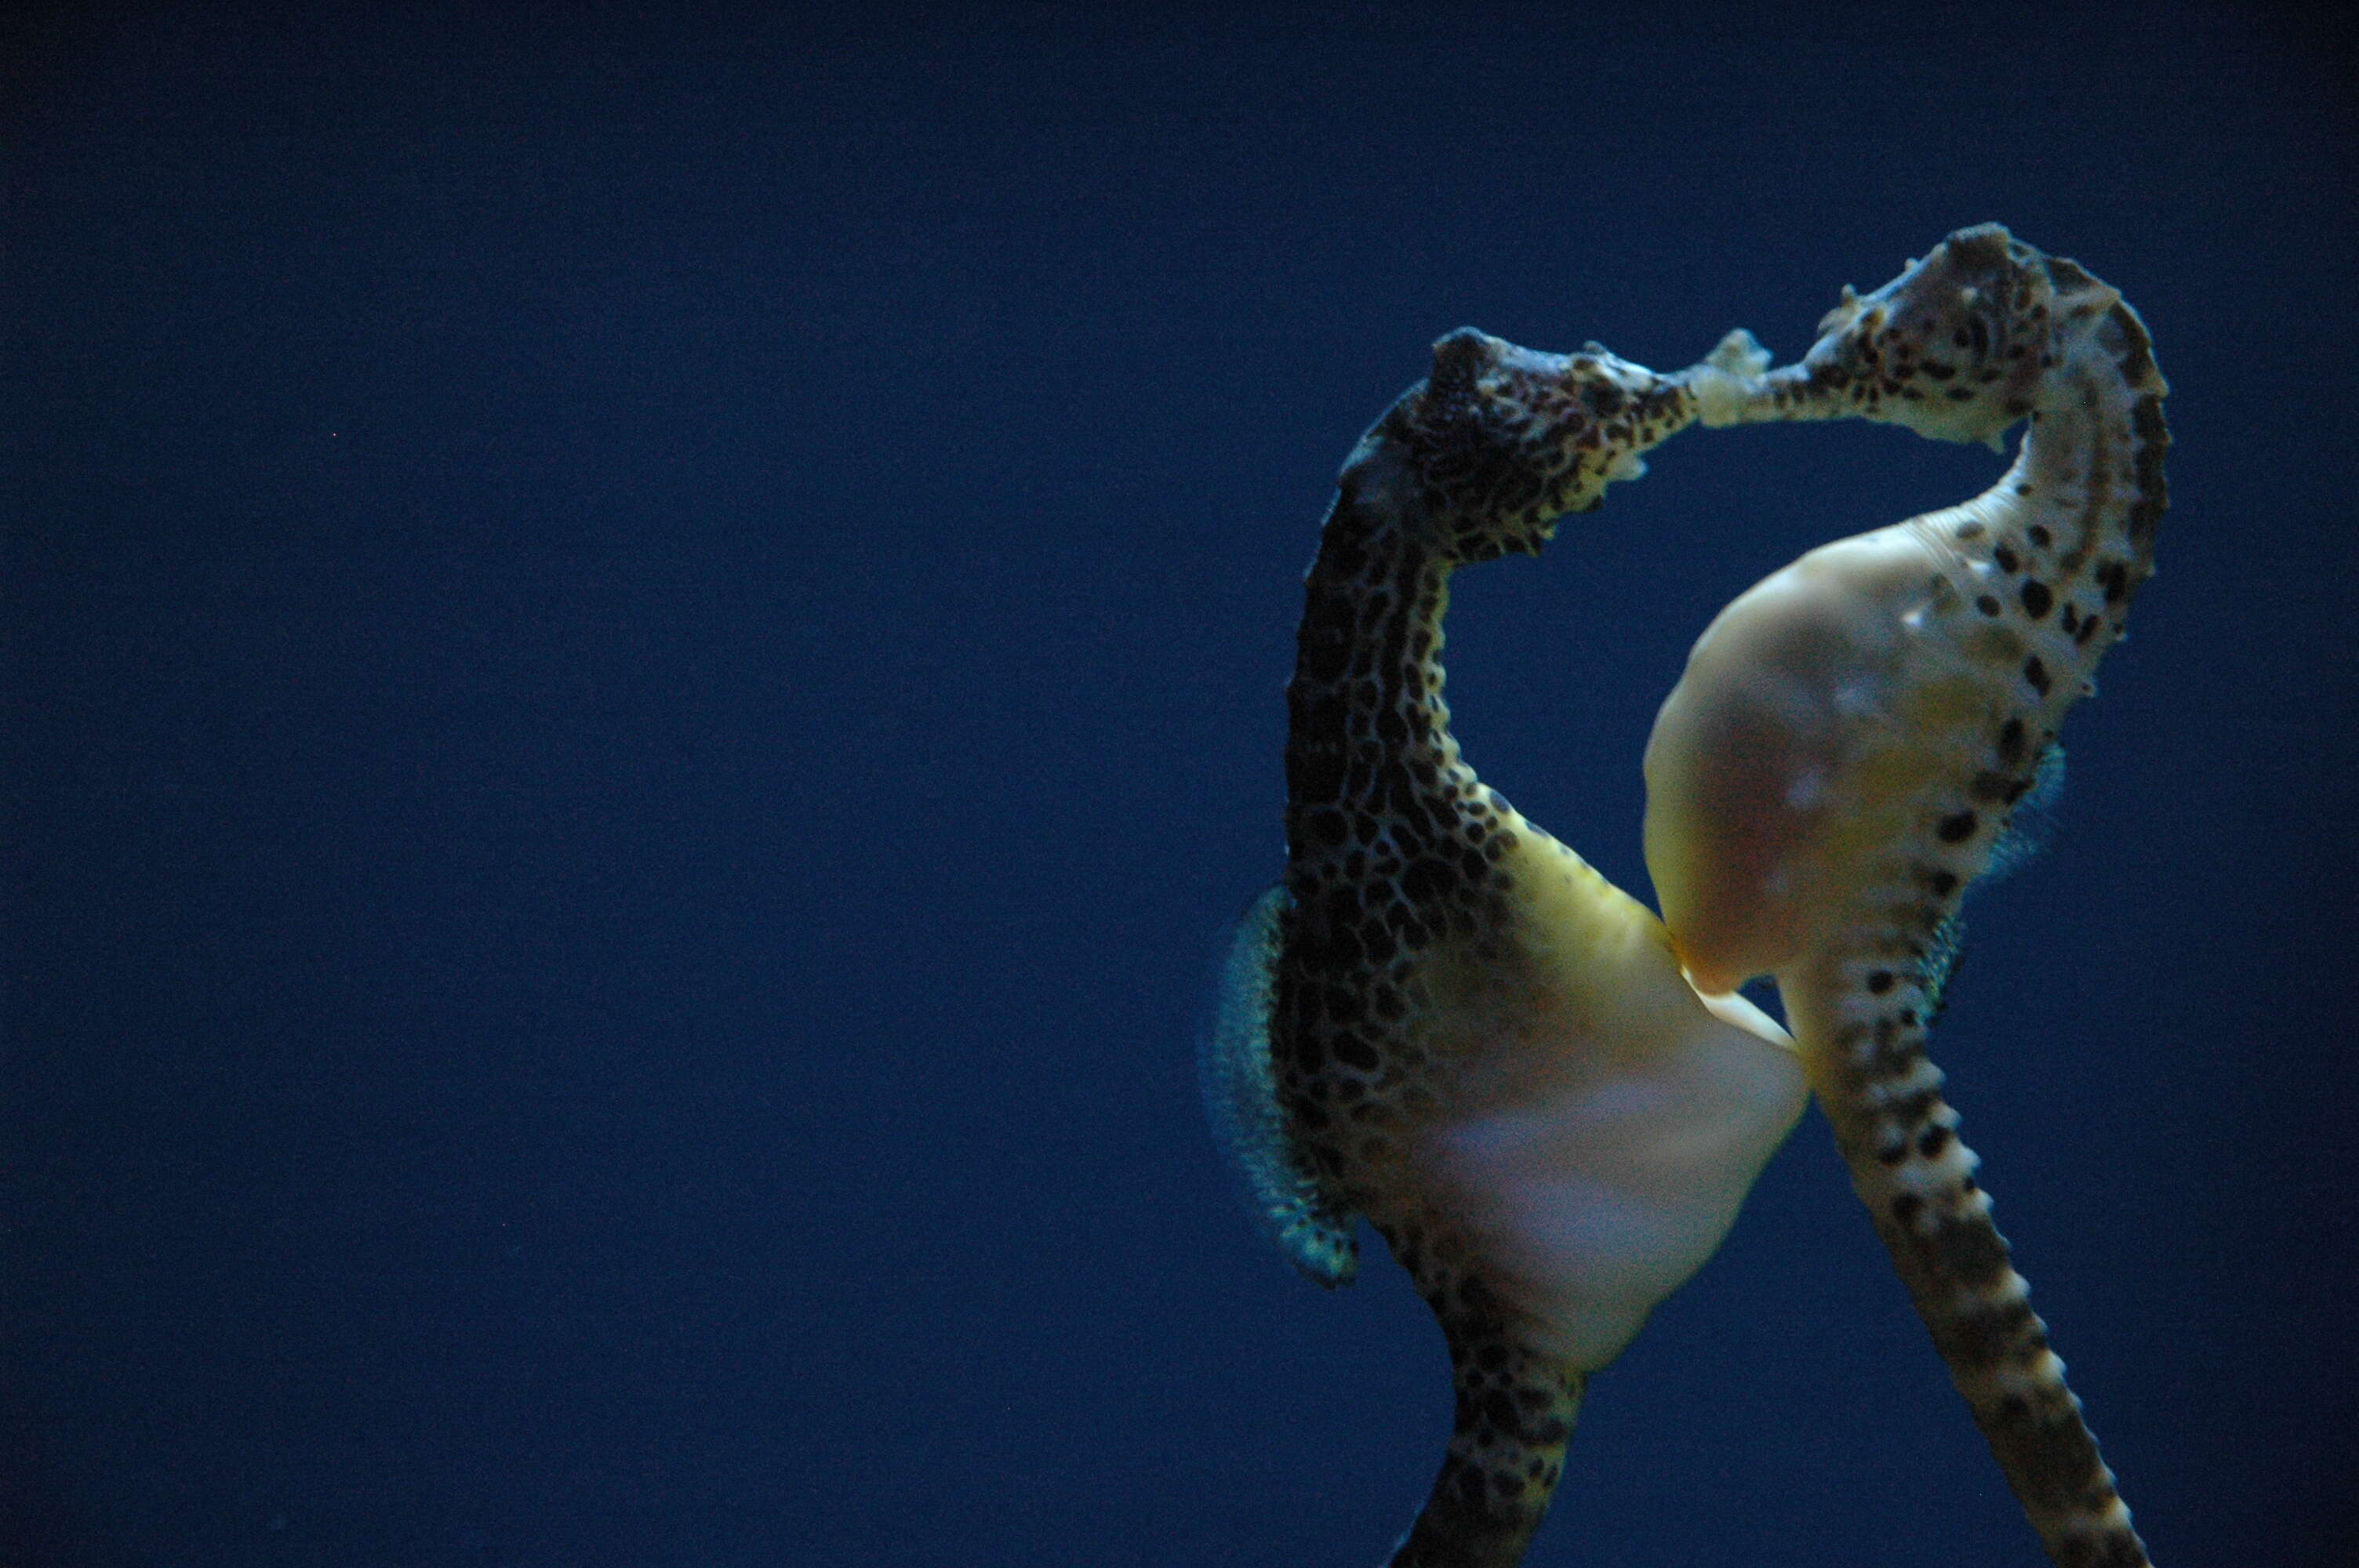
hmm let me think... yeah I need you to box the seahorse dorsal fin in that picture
[1983,742,2066,884]
[1199,884,1359,1287]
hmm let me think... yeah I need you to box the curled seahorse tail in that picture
[1786,956,2153,1568]
[1384,1316,1582,1568]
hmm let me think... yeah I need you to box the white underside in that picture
[1431,1003,1805,1370]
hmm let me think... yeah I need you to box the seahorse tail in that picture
[1384,1312,1583,1568]
[1788,954,2153,1568]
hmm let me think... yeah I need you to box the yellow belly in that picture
[1395,828,1806,1370]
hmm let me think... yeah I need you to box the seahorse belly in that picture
[1643,517,2003,995]
[1409,830,1806,1371]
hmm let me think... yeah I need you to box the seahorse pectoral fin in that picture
[1201,884,1359,1287]
[1982,742,2065,884]
[1385,1312,1582,1568]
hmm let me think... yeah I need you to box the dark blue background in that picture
[7,4,2354,1565]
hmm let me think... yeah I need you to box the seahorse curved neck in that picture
[1283,480,1463,879]
[1281,331,1693,928]
[1277,332,1700,1156]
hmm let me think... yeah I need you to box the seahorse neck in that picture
[2009,292,2169,590]
[1282,485,1474,873]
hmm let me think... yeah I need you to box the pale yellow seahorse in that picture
[1650,225,2168,1568]
[1203,226,2165,1567]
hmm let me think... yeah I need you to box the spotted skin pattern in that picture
[1238,227,2166,1567]
[1674,227,2169,1568]
[1278,332,1724,1566]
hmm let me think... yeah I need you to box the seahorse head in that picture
[1342,328,1696,564]
[1792,223,2062,446]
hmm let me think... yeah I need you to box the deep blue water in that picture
[7,4,2354,1565]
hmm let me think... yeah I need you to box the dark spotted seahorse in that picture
[1648,225,2168,1567]
[1203,330,1808,1566]
[1203,226,2166,1567]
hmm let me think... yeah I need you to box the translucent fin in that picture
[1198,884,1358,1287]
[1922,745,2066,1014]
[1920,914,1968,1022]
[1983,743,2066,884]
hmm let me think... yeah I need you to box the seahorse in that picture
[1204,226,2166,1567]
[1204,328,1809,1566]
[1647,226,2168,1566]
